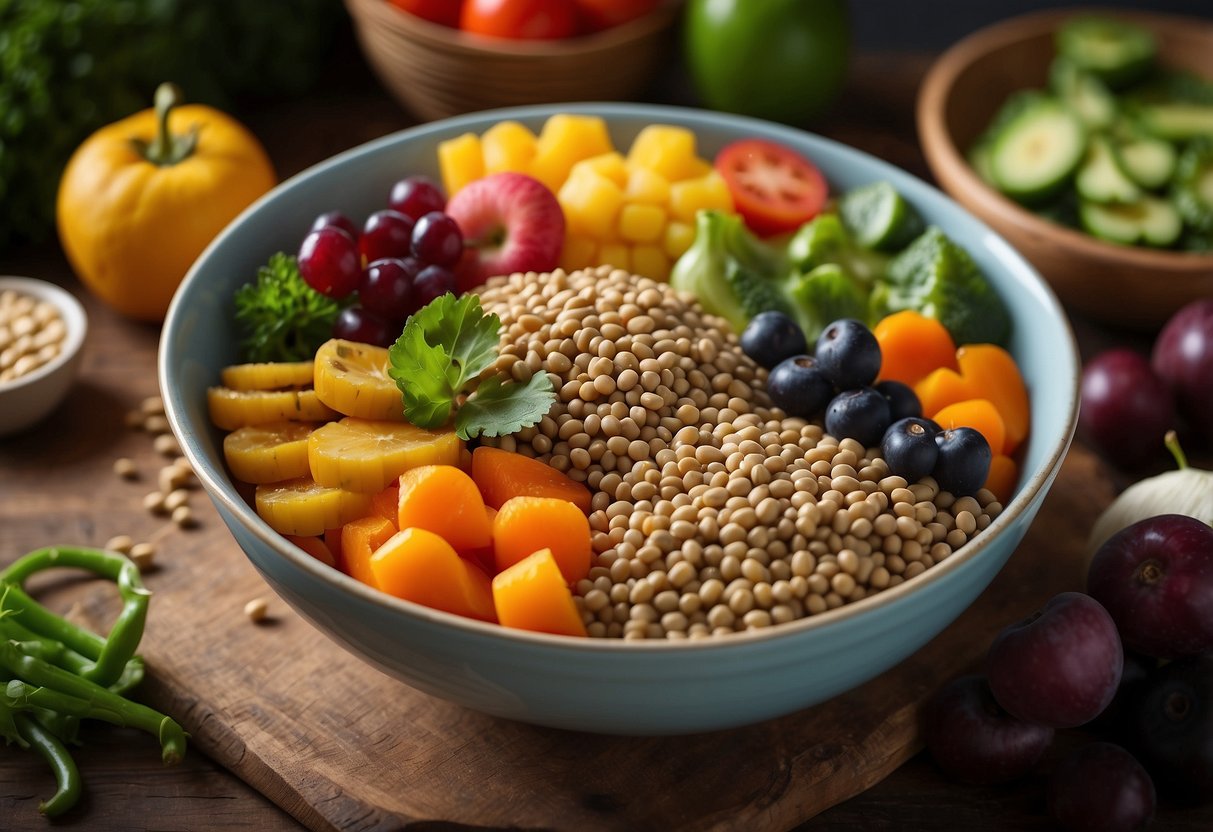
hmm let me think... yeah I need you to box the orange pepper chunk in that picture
[284,534,338,569]
[370,481,400,525]
[956,344,1030,454]
[984,454,1019,504]
[370,527,497,623]
[492,548,587,637]
[471,445,592,514]
[341,514,397,587]
[914,367,979,419]
[873,310,959,386]
[933,398,1008,458]
[396,465,492,553]
[493,496,592,583]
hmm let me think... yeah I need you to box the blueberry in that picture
[825,386,891,448]
[881,417,941,482]
[767,355,834,419]
[874,379,923,421]
[741,311,807,369]
[815,318,882,390]
[934,427,993,496]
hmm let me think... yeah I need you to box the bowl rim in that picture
[0,276,87,397]
[161,101,1081,654]
[916,5,1213,274]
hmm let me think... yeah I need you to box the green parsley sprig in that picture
[387,293,556,440]
[233,252,347,362]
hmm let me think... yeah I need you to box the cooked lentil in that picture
[475,265,1004,640]
[0,289,66,384]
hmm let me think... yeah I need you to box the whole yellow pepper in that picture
[57,83,277,321]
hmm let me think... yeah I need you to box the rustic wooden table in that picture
[1,27,1210,832]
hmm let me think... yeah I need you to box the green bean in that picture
[12,711,81,817]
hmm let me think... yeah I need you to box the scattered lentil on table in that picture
[475,265,1004,640]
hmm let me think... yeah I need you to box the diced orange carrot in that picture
[462,505,499,575]
[370,481,400,525]
[284,534,338,569]
[492,496,591,583]
[370,527,497,622]
[984,454,1019,504]
[492,548,587,637]
[933,398,1008,458]
[341,514,398,587]
[471,445,592,514]
[396,465,492,553]
[956,344,1030,454]
[915,367,979,419]
[873,310,959,386]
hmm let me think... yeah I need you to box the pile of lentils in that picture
[475,265,1004,641]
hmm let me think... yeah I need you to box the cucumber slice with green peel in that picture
[967,139,996,185]
[988,96,1086,203]
[1076,135,1142,203]
[838,181,925,251]
[1079,195,1183,247]
[1111,135,1177,189]
[1055,16,1156,90]
[1134,102,1213,141]
[1172,140,1213,232]
[1049,58,1117,130]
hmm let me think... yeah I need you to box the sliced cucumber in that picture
[1111,135,1177,189]
[1172,140,1213,232]
[1050,58,1117,130]
[988,95,1086,203]
[1079,195,1183,247]
[838,181,925,251]
[1055,16,1156,89]
[1135,102,1213,141]
[1076,135,1142,203]
[967,139,996,185]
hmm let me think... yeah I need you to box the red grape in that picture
[310,210,359,241]
[1047,742,1155,832]
[1079,349,1175,467]
[411,264,457,310]
[411,211,464,267]
[332,305,398,347]
[360,209,415,263]
[1151,298,1213,446]
[297,227,362,298]
[359,258,419,323]
[389,175,446,221]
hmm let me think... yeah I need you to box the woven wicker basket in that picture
[344,0,683,122]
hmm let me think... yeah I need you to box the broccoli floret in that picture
[870,226,1012,347]
[669,210,792,334]
[1173,138,1213,233]
[783,264,869,344]
[786,213,889,287]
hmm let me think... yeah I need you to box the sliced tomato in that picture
[460,0,579,40]
[714,139,829,236]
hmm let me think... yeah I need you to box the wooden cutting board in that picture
[1,302,1118,831]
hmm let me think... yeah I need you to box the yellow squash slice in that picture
[313,338,406,421]
[220,361,315,391]
[223,421,316,484]
[254,476,373,536]
[207,387,338,431]
[307,417,462,494]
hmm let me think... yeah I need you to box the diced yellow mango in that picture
[668,170,735,222]
[597,243,631,273]
[624,166,671,205]
[559,165,626,240]
[437,132,484,197]
[560,235,598,272]
[572,152,628,187]
[626,125,704,182]
[617,203,667,243]
[631,244,671,281]
[481,120,537,175]
[529,114,614,193]
[663,221,696,261]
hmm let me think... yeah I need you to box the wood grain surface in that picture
[1,34,1211,832]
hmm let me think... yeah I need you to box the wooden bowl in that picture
[344,0,682,122]
[917,7,1213,331]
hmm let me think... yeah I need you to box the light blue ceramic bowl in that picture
[160,103,1079,736]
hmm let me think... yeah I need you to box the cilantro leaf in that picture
[233,253,346,362]
[455,373,557,440]
[388,321,457,429]
[409,292,502,392]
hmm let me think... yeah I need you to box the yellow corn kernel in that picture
[437,132,484,197]
[307,417,462,493]
[624,166,671,205]
[668,170,735,223]
[617,202,668,244]
[626,125,704,182]
[663,221,697,261]
[313,338,405,421]
[220,361,314,391]
[631,244,671,281]
[560,235,599,272]
[481,120,537,175]
[254,476,373,537]
[597,243,631,273]
[529,114,614,193]
[223,421,316,484]
[559,165,626,240]
[207,388,338,431]
[573,152,629,187]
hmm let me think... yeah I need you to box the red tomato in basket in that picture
[574,0,662,31]
[714,138,829,237]
[460,0,579,39]
[388,0,463,27]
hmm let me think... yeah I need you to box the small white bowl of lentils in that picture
[0,276,87,437]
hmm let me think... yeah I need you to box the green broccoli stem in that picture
[12,710,82,817]
[130,82,199,167]
[0,546,151,690]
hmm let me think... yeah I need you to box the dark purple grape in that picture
[825,386,891,448]
[874,379,922,421]
[412,264,457,311]
[923,675,1054,785]
[1152,298,1213,446]
[814,318,881,390]
[881,417,941,482]
[332,305,397,347]
[359,258,419,322]
[411,211,464,267]
[740,311,807,369]
[1080,348,1175,467]
[1129,652,1213,803]
[389,175,446,221]
[310,210,358,241]
[766,355,834,420]
[1047,742,1155,832]
[933,426,991,496]
[297,227,362,298]
[360,209,415,263]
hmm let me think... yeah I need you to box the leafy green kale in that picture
[786,213,889,287]
[233,253,344,363]
[387,293,556,440]
[785,264,870,344]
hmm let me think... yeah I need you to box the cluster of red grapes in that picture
[297,175,463,347]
